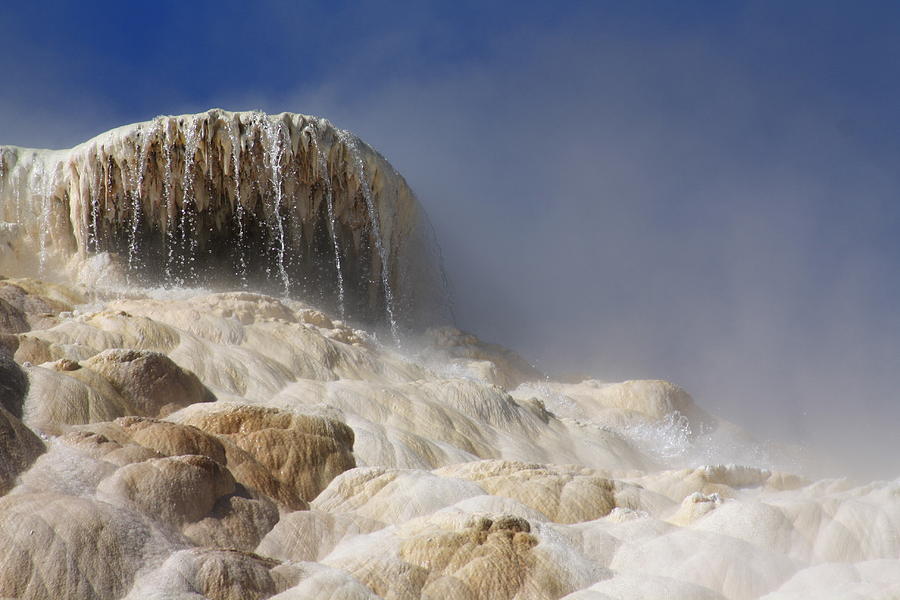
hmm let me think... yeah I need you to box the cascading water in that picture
[228,120,248,287]
[179,117,201,284]
[127,119,159,275]
[162,124,177,282]
[32,160,54,274]
[0,109,451,337]
[339,130,399,342]
[261,115,291,296]
[88,167,100,252]
[312,127,346,320]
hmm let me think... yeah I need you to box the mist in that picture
[2,3,899,477]
[282,9,900,478]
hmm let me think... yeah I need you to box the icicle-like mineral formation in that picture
[0,109,449,332]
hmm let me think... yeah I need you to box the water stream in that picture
[339,131,399,342]
[312,127,346,320]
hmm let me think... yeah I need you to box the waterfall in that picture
[228,119,248,287]
[162,125,177,282]
[88,166,100,252]
[339,130,399,342]
[261,114,291,297]
[179,117,201,284]
[0,109,449,333]
[127,119,159,274]
[312,126,346,320]
[32,159,55,274]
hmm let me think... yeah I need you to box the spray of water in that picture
[162,124,177,282]
[32,159,56,274]
[88,164,100,252]
[339,130,399,342]
[227,119,248,287]
[311,124,346,320]
[179,117,201,284]
[261,114,291,297]
[127,119,160,275]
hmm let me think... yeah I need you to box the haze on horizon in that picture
[1,1,898,477]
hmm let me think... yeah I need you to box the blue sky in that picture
[2,1,899,474]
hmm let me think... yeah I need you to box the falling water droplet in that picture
[262,115,291,297]
[127,119,160,275]
[339,131,399,343]
[180,118,202,283]
[32,159,55,274]
[162,123,177,283]
[88,161,100,252]
[0,155,7,220]
[228,119,248,287]
[312,126,346,320]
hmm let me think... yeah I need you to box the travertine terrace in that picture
[0,112,898,600]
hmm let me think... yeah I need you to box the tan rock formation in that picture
[20,349,214,432]
[96,454,236,526]
[82,348,215,415]
[256,509,384,562]
[0,492,180,600]
[125,548,301,600]
[178,403,356,503]
[436,461,672,524]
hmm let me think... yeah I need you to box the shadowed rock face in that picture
[0,353,28,418]
[0,354,42,495]
[0,405,43,494]
[0,109,449,331]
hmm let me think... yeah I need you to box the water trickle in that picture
[127,119,159,274]
[312,127,346,319]
[228,120,248,287]
[262,115,291,296]
[0,157,7,219]
[88,164,100,252]
[340,131,399,342]
[32,160,55,274]
[162,124,177,282]
[12,167,23,227]
[125,140,140,272]
[103,157,112,257]
[15,179,21,226]
[179,118,202,283]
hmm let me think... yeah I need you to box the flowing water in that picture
[127,119,160,275]
[0,110,450,339]
[179,117,202,284]
[312,126,346,320]
[228,119,248,287]
[339,130,399,342]
[32,159,54,273]
[88,166,100,252]
[261,115,291,297]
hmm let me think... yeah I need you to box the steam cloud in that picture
[2,3,898,477]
